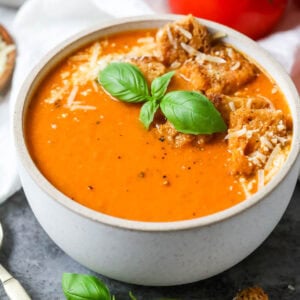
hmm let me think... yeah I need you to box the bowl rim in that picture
[13,14,300,232]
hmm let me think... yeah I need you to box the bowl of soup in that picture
[13,15,300,286]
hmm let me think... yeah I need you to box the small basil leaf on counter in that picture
[98,62,150,103]
[151,71,175,100]
[129,291,137,300]
[160,91,227,135]
[62,273,111,300]
[139,100,160,129]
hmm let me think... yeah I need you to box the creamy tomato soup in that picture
[25,16,292,222]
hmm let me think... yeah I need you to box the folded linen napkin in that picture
[0,0,299,204]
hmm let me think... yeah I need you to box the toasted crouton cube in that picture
[128,56,166,85]
[154,120,212,148]
[156,15,211,66]
[207,45,257,95]
[234,286,269,300]
[177,60,211,92]
[173,45,257,96]
[228,108,288,175]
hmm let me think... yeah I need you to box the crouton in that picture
[233,286,269,300]
[128,56,166,85]
[207,45,258,95]
[227,108,289,175]
[173,45,257,97]
[207,93,278,124]
[156,15,211,66]
[153,120,212,148]
[177,60,211,92]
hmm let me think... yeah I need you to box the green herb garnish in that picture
[98,62,227,134]
[62,273,112,300]
[61,273,183,299]
[161,91,227,134]
[128,291,137,300]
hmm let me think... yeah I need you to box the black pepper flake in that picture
[96,121,101,125]
[117,155,122,159]
[161,156,165,159]
[187,166,191,170]
[159,136,165,142]
[162,175,167,179]
[54,100,62,108]
[88,185,94,190]
[138,171,146,178]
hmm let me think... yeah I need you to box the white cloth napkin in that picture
[0,0,299,204]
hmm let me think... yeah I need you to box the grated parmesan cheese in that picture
[239,178,252,198]
[45,84,70,104]
[277,120,285,132]
[90,42,101,68]
[180,42,226,64]
[226,47,233,59]
[92,80,99,92]
[246,98,252,108]
[248,156,262,167]
[170,60,181,69]
[174,25,192,39]
[69,54,90,62]
[178,73,191,82]
[248,151,267,166]
[264,144,281,172]
[66,86,79,107]
[257,169,265,190]
[230,61,240,71]
[271,85,278,94]
[260,135,274,150]
[228,101,236,111]
[137,37,154,44]
[225,126,247,139]
[257,95,275,110]
[167,25,177,49]
[211,31,227,40]
[265,152,285,183]
[69,104,96,111]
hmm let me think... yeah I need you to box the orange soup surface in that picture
[25,20,292,222]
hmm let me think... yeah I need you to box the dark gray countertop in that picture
[0,184,299,300]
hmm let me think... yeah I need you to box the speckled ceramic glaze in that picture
[13,15,300,286]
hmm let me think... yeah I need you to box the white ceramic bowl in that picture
[13,15,300,286]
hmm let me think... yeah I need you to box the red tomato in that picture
[168,0,288,40]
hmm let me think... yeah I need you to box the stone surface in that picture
[0,184,299,300]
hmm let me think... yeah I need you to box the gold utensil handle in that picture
[0,264,31,300]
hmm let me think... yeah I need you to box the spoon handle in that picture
[0,264,31,300]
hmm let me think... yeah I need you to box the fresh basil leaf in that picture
[129,291,137,300]
[160,91,227,134]
[62,273,111,300]
[139,100,159,129]
[151,71,175,100]
[98,62,149,103]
